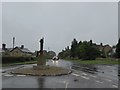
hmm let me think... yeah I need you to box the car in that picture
[52,56,59,61]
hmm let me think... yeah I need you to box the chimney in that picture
[2,44,6,50]
[100,43,103,46]
[90,40,92,46]
[21,45,24,49]
[13,37,15,48]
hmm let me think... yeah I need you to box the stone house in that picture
[0,44,33,57]
[95,43,113,57]
[10,45,33,57]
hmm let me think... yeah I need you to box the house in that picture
[0,44,33,57]
[112,46,116,54]
[95,43,113,57]
[103,45,113,56]
[0,44,12,56]
[10,45,33,57]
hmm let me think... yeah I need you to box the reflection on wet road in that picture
[2,59,119,88]
[46,59,72,69]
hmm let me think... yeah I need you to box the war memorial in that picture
[11,38,71,76]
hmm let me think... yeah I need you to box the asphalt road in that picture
[1,59,119,88]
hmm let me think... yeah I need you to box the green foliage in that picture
[47,51,56,59]
[116,38,120,58]
[2,56,37,64]
[77,40,100,60]
[58,39,100,60]
[58,47,71,59]
[65,58,118,65]
[71,38,78,58]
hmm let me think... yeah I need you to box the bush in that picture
[2,56,37,64]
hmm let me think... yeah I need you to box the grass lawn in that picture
[64,58,119,65]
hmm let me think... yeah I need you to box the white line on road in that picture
[72,73,80,77]
[17,75,26,77]
[112,85,118,88]
[89,75,97,78]
[65,82,68,89]
[96,80,103,84]
[80,76,89,80]
[63,81,66,83]
[4,74,14,77]
[58,81,69,89]
[104,79,112,82]
[82,73,87,76]
[106,66,111,67]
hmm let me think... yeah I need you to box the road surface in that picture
[1,59,119,88]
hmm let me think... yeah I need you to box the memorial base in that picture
[11,66,72,76]
[33,65,49,70]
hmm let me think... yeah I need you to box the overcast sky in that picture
[2,2,118,54]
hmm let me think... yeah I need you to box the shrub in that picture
[2,56,37,64]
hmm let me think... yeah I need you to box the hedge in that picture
[2,57,37,64]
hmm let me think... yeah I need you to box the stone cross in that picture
[37,37,45,66]
[40,37,44,54]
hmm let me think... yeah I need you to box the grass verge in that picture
[64,58,119,65]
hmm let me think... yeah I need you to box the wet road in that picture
[1,59,119,88]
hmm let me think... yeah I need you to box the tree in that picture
[116,38,120,58]
[48,51,56,59]
[58,46,71,59]
[58,39,100,60]
[70,38,78,58]
[77,41,100,60]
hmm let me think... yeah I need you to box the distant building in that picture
[94,43,113,57]
[10,45,33,57]
[0,44,12,56]
[112,47,116,54]
[0,44,33,57]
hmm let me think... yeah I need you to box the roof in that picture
[7,48,13,51]
[19,47,31,53]
[10,47,31,53]
[95,44,112,53]
[0,47,31,53]
[0,48,5,53]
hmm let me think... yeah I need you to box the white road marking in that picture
[72,73,80,77]
[65,82,68,89]
[106,66,111,67]
[74,71,79,73]
[57,80,66,84]
[104,79,112,82]
[17,75,26,77]
[4,74,14,77]
[80,76,89,80]
[58,80,68,89]
[89,75,97,78]
[96,80,103,84]
[82,73,87,76]
[63,81,66,83]
[112,85,118,88]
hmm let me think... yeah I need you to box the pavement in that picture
[1,59,119,88]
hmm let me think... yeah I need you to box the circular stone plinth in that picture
[11,66,71,76]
